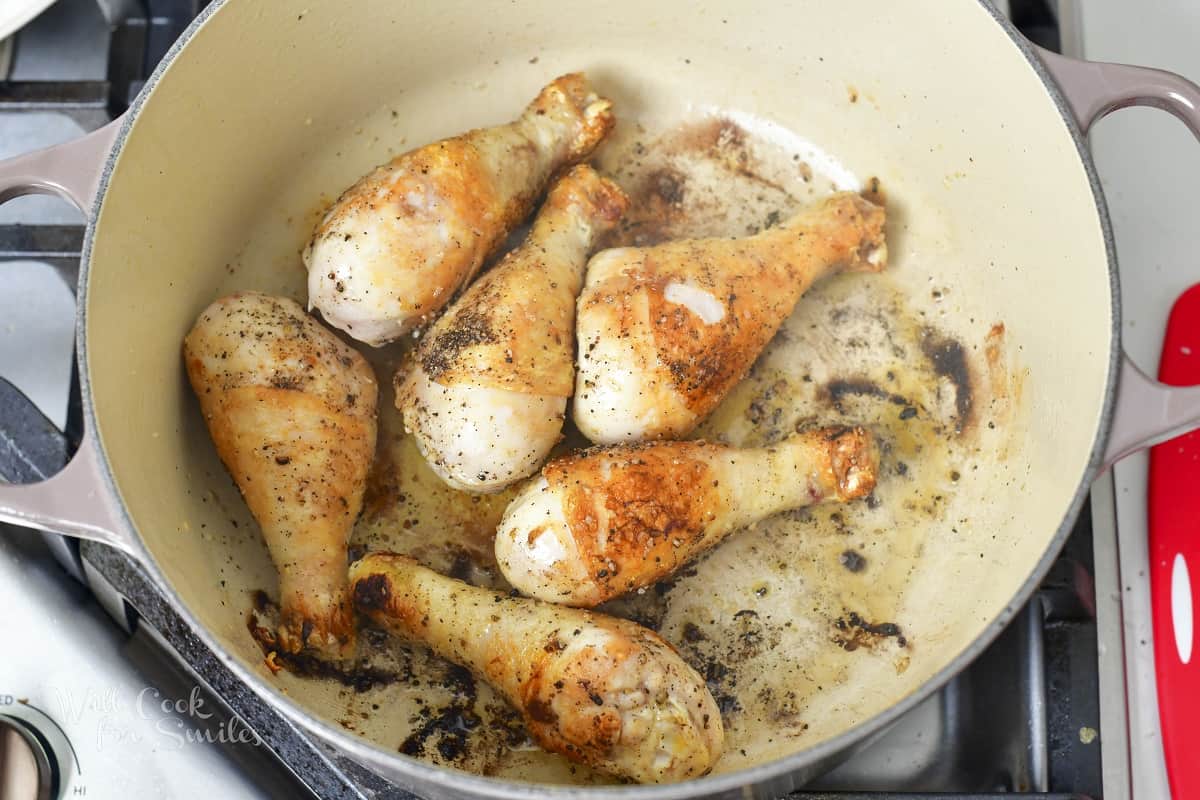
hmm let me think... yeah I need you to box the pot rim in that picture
[73,1,1120,796]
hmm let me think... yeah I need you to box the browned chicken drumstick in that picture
[305,73,616,346]
[574,192,887,443]
[184,293,377,657]
[397,165,628,493]
[350,553,723,783]
[496,427,878,607]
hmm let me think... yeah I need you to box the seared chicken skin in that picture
[497,427,878,607]
[574,192,887,443]
[305,73,616,346]
[350,552,723,783]
[398,166,628,492]
[184,293,377,657]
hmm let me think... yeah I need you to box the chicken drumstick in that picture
[574,192,887,444]
[496,427,878,607]
[350,552,723,783]
[306,73,616,346]
[184,293,377,657]
[397,165,628,493]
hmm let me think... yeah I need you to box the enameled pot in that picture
[3,2,1200,797]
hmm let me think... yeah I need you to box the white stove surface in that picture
[0,529,271,798]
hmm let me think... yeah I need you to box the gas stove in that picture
[0,1,1174,798]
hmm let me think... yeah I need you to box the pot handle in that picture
[0,427,130,552]
[0,119,122,208]
[0,117,136,554]
[1036,47,1200,467]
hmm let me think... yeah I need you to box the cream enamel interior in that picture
[81,0,1111,790]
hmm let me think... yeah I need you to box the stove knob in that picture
[0,716,53,800]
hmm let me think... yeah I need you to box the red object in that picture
[1148,283,1200,800]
